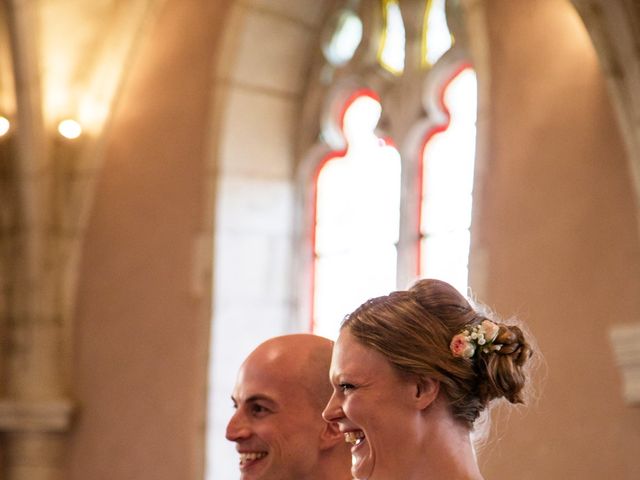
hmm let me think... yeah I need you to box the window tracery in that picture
[301,0,478,337]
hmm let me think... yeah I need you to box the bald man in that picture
[226,334,352,480]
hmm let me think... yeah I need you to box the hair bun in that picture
[494,325,532,366]
[479,324,533,404]
[495,326,517,347]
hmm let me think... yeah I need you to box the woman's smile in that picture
[344,430,365,447]
[324,330,421,479]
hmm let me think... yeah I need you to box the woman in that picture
[322,278,534,480]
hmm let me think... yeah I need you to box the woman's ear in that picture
[319,421,345,450]
[414,377,439,410]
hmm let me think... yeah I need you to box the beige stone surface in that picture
[245,0,326,26]
[220,87,296,178]
[224,5,314,95]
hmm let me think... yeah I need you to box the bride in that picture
[323,279,534,480]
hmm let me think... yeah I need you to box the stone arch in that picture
[571,0,640,215]
[203,1,329,478]
[570,0,640,407]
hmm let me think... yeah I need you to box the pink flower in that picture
[450,333,476,358]
[481,320,500,343]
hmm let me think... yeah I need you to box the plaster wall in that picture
[475,0,640,478]
[205,2,325,478]
[67,1,227,479]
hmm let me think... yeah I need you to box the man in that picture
[226,334,352,480]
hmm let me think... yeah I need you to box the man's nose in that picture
[322,391,344,423]
[226,410,251,442]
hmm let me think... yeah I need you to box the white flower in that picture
[481,320,500,342]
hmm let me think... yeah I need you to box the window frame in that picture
[295,0,480,334]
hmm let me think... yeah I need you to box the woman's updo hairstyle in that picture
[341,278,533,427]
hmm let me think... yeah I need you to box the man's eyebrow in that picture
[231,394,277,405]
[246,394,276,405]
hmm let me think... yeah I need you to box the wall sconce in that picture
[57,119,82,140]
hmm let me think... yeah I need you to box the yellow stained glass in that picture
[378,0,405,75]
[423,0,453,67]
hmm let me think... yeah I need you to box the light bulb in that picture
[0,116,10,137]
[58,119,82,139]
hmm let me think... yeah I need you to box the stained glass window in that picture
[323,8,363,66]
[378,0,405,75]
[313,92,401,339]
[309,0,476,337]
[420,67,477,295]
[423,0,453,67]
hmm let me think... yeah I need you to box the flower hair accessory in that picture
[450,320,502,359]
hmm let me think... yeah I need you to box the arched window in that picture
[313,90,401,338]
[420,66,477,294]
[301,0,478,338]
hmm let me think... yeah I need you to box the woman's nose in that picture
[322,390,344,423]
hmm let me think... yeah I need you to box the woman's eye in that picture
[339,383,355,392]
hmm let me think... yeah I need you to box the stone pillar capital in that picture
[0,399,75,433]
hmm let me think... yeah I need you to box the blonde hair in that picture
[342,279,533,427]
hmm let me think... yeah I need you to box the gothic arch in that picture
[571,0,640,216]
[204,1,330,478]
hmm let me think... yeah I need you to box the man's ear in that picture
[414,377,439,410]
[319,421,344,450]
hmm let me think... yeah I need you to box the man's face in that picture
[226,356,326,480]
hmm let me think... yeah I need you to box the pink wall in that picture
[68,1,227,478]
[477,0,640,478]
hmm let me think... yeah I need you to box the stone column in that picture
[0,1,74,478]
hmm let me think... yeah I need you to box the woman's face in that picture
[323,329,418,479]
